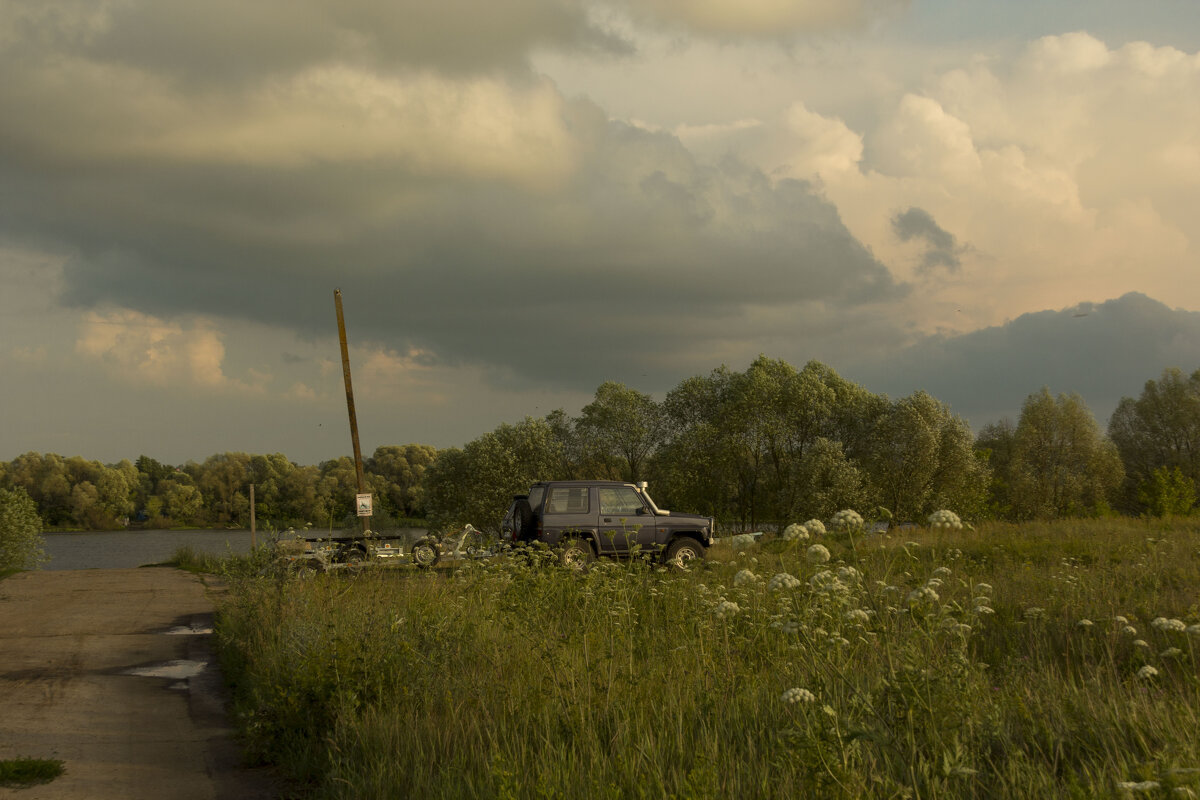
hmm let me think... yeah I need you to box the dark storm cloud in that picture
[0,0,907,394]
[845,293,1200,430]
[891,206,962,273]
[7,0,627,81]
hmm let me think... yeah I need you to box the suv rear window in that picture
[546,487,590,514]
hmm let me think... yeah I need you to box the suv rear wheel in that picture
[559,537,596,570]
[665,537,705,571]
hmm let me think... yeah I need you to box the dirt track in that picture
[0,568,277,799]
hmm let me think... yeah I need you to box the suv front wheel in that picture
[665,537,705,571]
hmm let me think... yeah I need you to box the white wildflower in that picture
[975,605,995,615]
[1122,625,1138,636]
[1161,647,1184,658]
[1114,615,1129,625]
[731,533,757,550]
[781,687,815,704]
[845,609,872,624]
[768,572,802,592]
[932,566,953,578]
[927,509,963,530]
[804,519,826,537]
[1024,607,1046,620]
[806,544,832,565]
[1133,639,1151,649]
[1137,665,1159,679]
[974,583,993,595]
[1077,618,1095,629]
[972,597,992,607]
[782,523,809,542]
[733,569,759,587]
[907,586,939,606]
[712,599,740,620]
[830,509,864,530]
[1188,624,1200,636]
[837,566,861,584]
[1152,617,1187,633]
[1116,780,1161,792]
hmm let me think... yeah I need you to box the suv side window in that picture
[547,487,590,514]
[599,487,645,516]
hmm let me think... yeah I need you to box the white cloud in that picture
[74,310,265,392]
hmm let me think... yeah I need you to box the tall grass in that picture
[212,518,1200,798]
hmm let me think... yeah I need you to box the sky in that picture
[1,0,1198,466]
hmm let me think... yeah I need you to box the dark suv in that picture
[504,480,714,569]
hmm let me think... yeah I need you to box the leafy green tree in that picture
[367,444,437,519]
[1008,389,1124,520]
[975,419,1017,518]
[863,391,989,521]
[1108,367,1200,512]
[1137,466,1196,517]
[422,416,562,533]
[577,382,667,482]
[0,487,45,572]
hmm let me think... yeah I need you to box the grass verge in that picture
[0,757,65,787]
[210,517,1200,798]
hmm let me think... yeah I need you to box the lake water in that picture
[41,528,427,570]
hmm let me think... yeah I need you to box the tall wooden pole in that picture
[334,289,371,535]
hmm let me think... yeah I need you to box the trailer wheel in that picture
[411,537,440,569]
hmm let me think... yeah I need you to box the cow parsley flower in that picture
[974,583,993,595]
[1116,781,1161,793]
[830,509,863,530]
[1077,618,1095,629]
[907,586,939,606]
[804,519,826,537]
[782,523,809,542]
[845,609,872,624]
[1114,615,1129,625]
[837,566,861,584]
[806,544,832,565]
[1122,625,1138,636]
[927,509,963,530]
[733,569,759,587]
[1152,617,1187,633]
[974,605,995,615]
[1161,647,1184,658]
[1133,639,1150,649]
[781,687,815,704]
[768,572,802,592]
[731,533,757,550]
[712,599,740,620]
[1189,624,1200,636]
[1024,607,1046,620]
[1137,665,1159,679]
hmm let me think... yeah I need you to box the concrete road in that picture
[0,568,277,799]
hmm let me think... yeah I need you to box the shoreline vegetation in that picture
[195,516,1200,799]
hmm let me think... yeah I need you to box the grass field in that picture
[205,517,1200,798]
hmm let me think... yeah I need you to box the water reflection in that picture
[40,529,426,570]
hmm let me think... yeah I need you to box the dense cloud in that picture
[0,1,905,391]
[846,293,1200,430]
[890,207,962,273]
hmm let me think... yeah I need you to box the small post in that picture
[334,289,371,536]
[249,483,257,548]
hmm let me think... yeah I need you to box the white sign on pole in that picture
[356,493,373,517]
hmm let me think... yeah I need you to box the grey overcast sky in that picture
[1,0,1198,465]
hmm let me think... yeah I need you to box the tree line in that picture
[2,358,1197,535]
